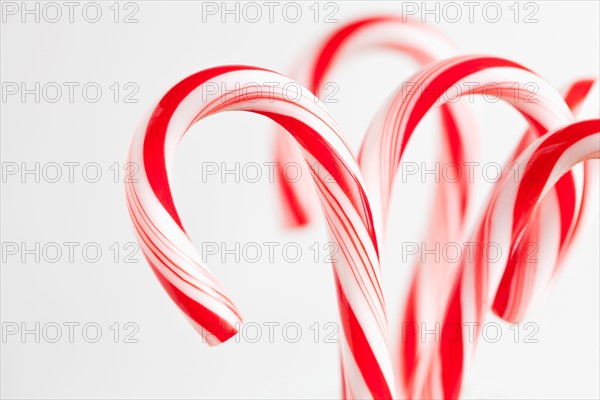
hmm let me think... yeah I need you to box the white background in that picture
[1,1,599,399]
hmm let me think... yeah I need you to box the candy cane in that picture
[440,118,600,399]
[125,66,395,399]
[273,15,464,228]
[357,55,577,398]
[493,78,599,322]
[398,80,598,395]
[272,20,479,397]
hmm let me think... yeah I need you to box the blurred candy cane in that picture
[125,66,395,398]
[493,78,599,322]
[273,20,478,397]
[273,15,463,228]
[357,55,579,398]
[440,118,600,399]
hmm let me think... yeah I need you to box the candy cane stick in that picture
[357,55,576,398]
[493,79,599,322]
[389,73,597,400]
[273,21,478,396]
[125,66,395,398]
[440,118,600,399]
[274,16,463,228]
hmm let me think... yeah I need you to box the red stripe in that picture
[564,79,596,109]
[554,174,577,245]
[440,280,464,400]
[439,104,468,216]
[401,278,419,392]
[149,261,238,343]
[276,163,311,226]
[334,275,392,399]
[492,237,523,319]
[143,65,265,229]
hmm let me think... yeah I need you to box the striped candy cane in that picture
[125,66,395,398]
[273,15,464,228]
[493,78,599,322]
[357,55,578,398]
[272,20,478,398]
[440,118,600,399]
[395,81,598,387]
[267,18,484,400]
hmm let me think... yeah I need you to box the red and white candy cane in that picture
[273,15,464,228]
[125,66,396,399]
[273,20,478,397]
[493,78,599,322]
[440,118,600,399]
[357,55,578,398]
